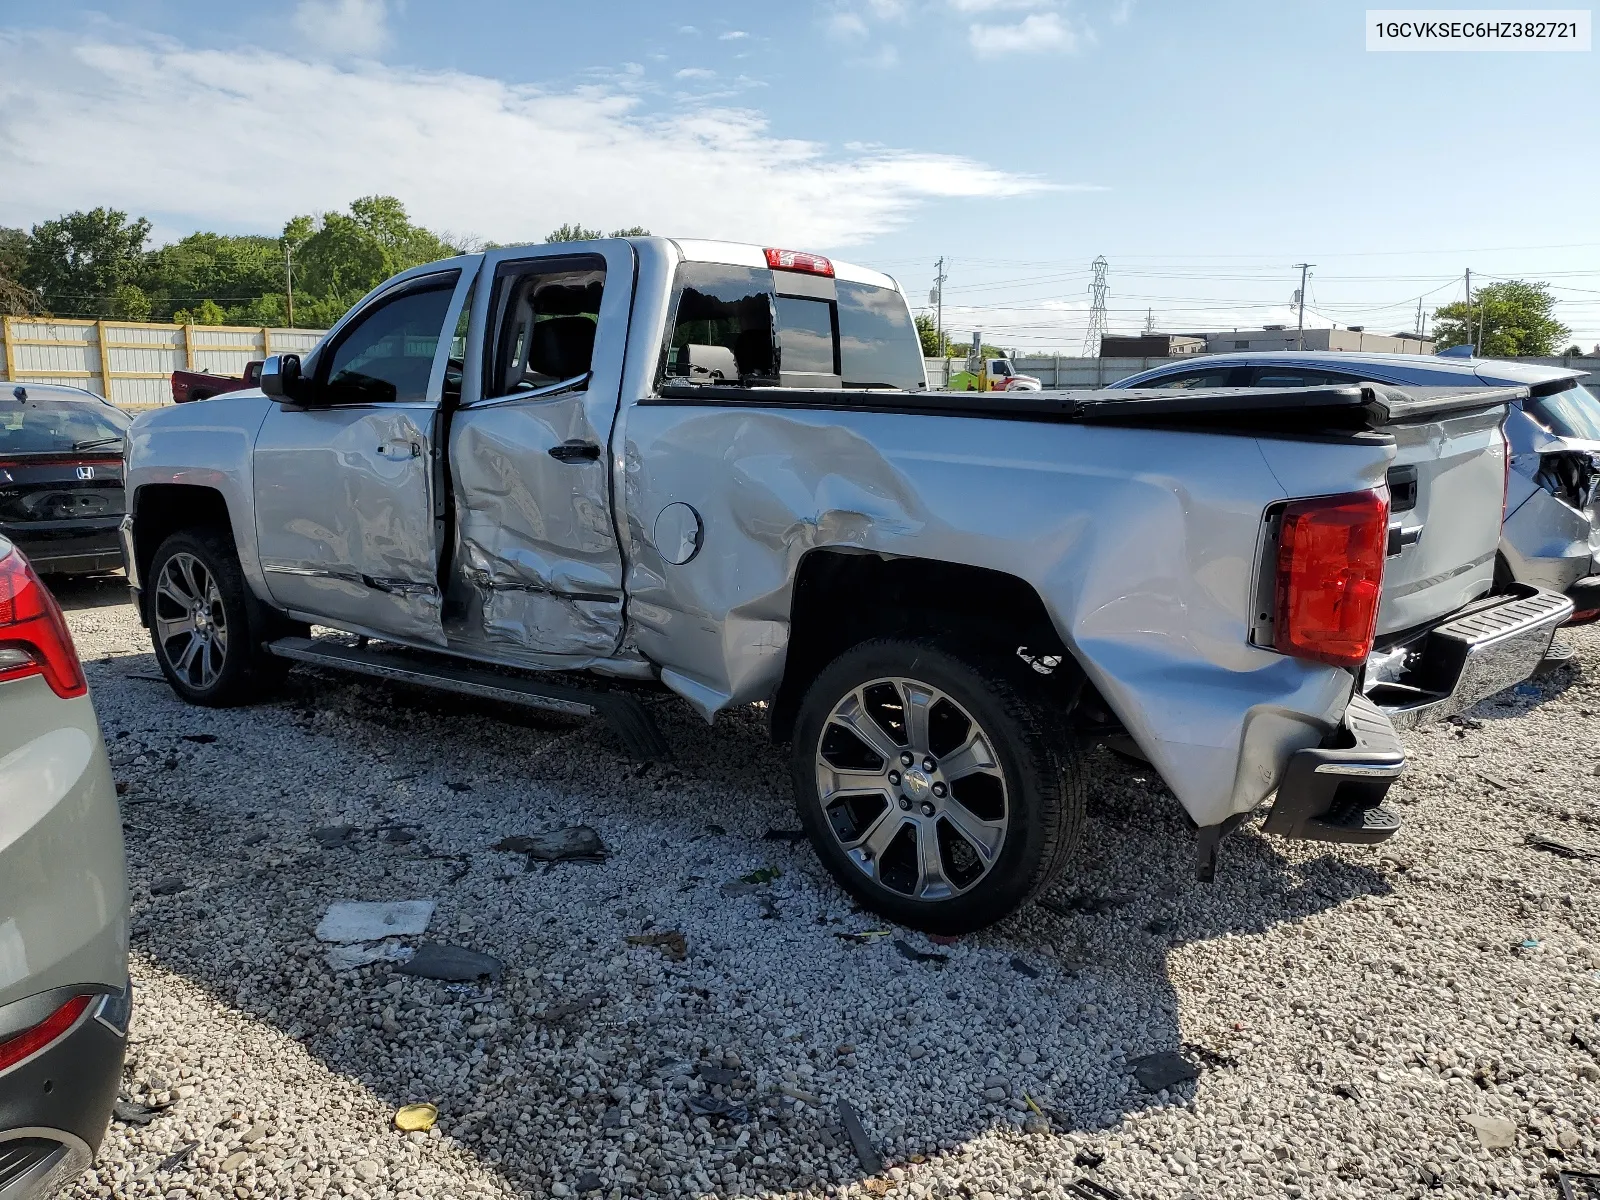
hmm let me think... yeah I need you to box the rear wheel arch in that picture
[769,549,1083,744]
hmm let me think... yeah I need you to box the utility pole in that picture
[931,257,947,358]
[1294,263,1314,350]
[1144,307,1154,334]
[284,243,295,329]
[1415,296,1425,339]
[1082,256,1108,358]
[1464,268,1472,353]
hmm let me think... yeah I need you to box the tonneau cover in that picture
[652,382,1529,430]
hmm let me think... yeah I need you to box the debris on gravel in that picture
[59,587,1600,1199]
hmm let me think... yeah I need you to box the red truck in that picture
[169,360,261,404]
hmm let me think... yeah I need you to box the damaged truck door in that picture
[253,269,473,644]
[444,244,635,662]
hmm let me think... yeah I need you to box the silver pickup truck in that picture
[118,237,1570,933]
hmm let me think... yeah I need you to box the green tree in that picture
[173,298,227,326]
[111,283,151,321]
[608,226,650,237]
[0,227,34,315]
[944,341,1005,359]
[288,196,458,327]
[1563,344,1582,356]
[914,313,944,356]
[23,207,151,317]
[1432,280,1570,357]
[138,232,283,323]
[545,223,604,242]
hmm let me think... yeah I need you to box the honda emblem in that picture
[76,465,94,480]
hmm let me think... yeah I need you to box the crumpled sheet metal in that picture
[622,406,1394,826]
[254,405,445,642]
[450,406,624,658]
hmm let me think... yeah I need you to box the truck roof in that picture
[666,238,899,292]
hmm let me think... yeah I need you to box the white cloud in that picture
[291,0,393,57]
[0,29,1068,249]
[718,30,750,40]
[674,67,715,79]
[968,11,1079,56]
[825,10,870,38]
[947,0,1051,12]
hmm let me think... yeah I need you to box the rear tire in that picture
[792,638,1085,934]
[147,528,290,707]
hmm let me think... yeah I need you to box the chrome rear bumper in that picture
[1364,584,1573,730]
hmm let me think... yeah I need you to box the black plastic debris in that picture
[149,875,189,897]
[1145,917,1172,935]
[762,828,806,843]
[445,781,474,793]
[378,825,418,844]
[1558,1171,1600,1199]
[836,1098,884,1174]
[395,942,503,983]
[537,991,606,1023]
[311,824,359,849]
[1073,1148,1106,1169]
[1065,1180,1126,1200]
[1039,892,1123,918]
[575,1169,604,1193]
[493,826,606,863]
[705,823,727,835]
[696,1064,737,1087]
[1130,1050,1201,1092]
[1331,1080,1363,1101]
[1528,834,1599,860]
[112,1096,170,1125]
[893,939,949,965]
[1010,957,1041,978]
[159,1141,199,1172]
[180,733,218,744]
[687,1093,748,1123]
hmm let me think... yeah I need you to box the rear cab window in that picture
[485,256,606,400]
[659,255,924,393]
[1527,383,1600,442]
[0,393,130,456]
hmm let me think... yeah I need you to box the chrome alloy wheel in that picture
[814,677,1010,902]
[153,551,229,689]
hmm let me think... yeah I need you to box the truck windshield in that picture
[1527,383,1600,442]
[0,395,130,455]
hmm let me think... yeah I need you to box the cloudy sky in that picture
[2,0,1597,349]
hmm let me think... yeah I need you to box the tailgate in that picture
[1374,398,1507,636]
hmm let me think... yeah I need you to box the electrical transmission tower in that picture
[1082,256,1108,357]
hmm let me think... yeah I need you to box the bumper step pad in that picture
[1262,694,1405,846]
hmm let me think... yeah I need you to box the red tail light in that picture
[764,248,834,277]
[0,994,91,1072]
[0,546,88,698]
[1273,488,1389,669]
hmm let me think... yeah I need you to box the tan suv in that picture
[0,536,129,1198]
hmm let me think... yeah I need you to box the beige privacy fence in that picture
[0,317,326,410]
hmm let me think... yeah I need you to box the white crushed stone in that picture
[55,578,1600,1199]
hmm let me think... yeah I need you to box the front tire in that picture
[147,529,287,707]
[792,638,1085,934]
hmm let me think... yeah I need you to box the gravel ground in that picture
[51,578,1600,1200]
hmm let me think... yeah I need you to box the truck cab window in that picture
[775,296,837,375]
[488,259,605,399]
[662,264,777,385]
[323,282,457,404]
[836,279,925,391]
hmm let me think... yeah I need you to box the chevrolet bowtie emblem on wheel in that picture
[76,465,94,480]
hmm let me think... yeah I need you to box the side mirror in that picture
[260,354,303,402]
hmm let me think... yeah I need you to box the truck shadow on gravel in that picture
[105,656,1393,1199]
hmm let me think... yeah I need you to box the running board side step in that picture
[265,636,671,761]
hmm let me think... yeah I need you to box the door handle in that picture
[548,440,602,463]
[377,440,421,460]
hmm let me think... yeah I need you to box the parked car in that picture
[170,361,262,405]
[1115,352,1600,624]
[0,536,130,1196]
[118,237,1566,932]
[0,385,130,575]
